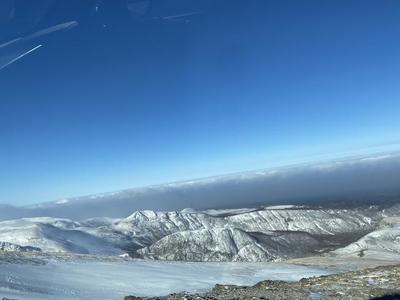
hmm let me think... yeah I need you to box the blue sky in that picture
[0,0,399,205]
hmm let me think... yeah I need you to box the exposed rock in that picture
[0,241,41,252]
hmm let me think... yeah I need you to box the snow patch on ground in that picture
[0,259,332,300]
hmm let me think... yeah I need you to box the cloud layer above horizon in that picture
[1,151,399,221]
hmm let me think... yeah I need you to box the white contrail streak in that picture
[0,21,78,51]
[0,38,22,49]
[0,44,42,71]
[28,21,78,40]
[162,11,201,20]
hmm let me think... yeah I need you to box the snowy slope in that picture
[137,227,322,262]
[0,218,122,255]
[333,216,400,260]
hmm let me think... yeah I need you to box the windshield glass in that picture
[1,1,400,300]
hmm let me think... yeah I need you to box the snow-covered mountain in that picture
[0,217,123,255]
[130,206,382,261]
[136,227,323,262]
[2,205,399,262]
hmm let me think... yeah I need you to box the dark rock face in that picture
[0,241,41,252]
[124,264,400,300]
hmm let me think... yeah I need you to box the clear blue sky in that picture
[0,0,399,205]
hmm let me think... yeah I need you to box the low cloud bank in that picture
[1,152,400,220]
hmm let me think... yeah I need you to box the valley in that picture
[1,203,400,299]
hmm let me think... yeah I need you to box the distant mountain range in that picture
[0,204,399,262]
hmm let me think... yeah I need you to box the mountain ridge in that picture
[2,204,399,262]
